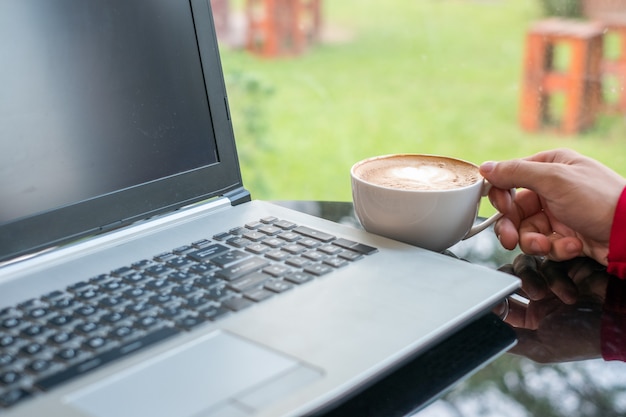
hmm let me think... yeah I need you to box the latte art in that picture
[355,155,479,191]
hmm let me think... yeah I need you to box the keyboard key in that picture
[245,221,263,229]
[284,272,314,285]
[56,348,80,361]
[244,288,274,302]
[187,243,229,262]
[245,243,270,255]
[51,298,80,310]
[101,312,128,324]
[262,265,293,278]
[136,316,159,329]
[285,257,311,268]
[0,353,15,367]
[49,314,74,327]
[0,335,15,348]
[242,231,266,242]
[323,258,349,269]
[195,275,224,288]
[199,306,230,321]
[332,238,378,255]
[293,226,335,243]
[20,342,44,356]
[0,388,31,408]
[262,238,285,248]
[49,332,73,345]
[215,257,270,281]
[211,250,251,267]
[265,250,291,262]
[212,232,230,241]
[318,244,343,255]
[185,296,213,310]
[27,359,52,374]
[227,272,270,293]
[22,324,45,337]
[264,281,294,293]
[278,232,300,242]
[282,244,307,255]
[1,317,20,329]
[110,325,136,340]
[258,225,281,236]
[176,315,206,330]
[76,322,99,335]
[205,287,236,302]
[274,220,296,230]
[144,265,173,278]
[304,264,334,276]
[191,239,213,249]
[0,371,20,385]
[222,297,255,312]
[302,251,327,262]
[338,250,363,262]
[226,237,251,248]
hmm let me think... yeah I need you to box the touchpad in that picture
[67,331,321,417]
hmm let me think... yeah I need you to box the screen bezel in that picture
[0,0,245,263]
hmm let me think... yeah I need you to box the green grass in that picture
[219,0,626,216]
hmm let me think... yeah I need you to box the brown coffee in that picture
[354,155,480,191]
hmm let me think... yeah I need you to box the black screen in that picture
[0,0,219,224]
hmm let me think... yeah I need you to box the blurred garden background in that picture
[217,0,626,216]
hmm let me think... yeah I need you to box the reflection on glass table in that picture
[274,201,626,417]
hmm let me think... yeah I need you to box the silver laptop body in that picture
[0,1,519,416]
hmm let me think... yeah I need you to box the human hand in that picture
[499,255,609,363]
[479,148,626,266]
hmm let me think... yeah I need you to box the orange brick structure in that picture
[519,19,605,134]
[245,0,322,57]
[595,14,626,113]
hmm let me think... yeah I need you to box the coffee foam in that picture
[355,155,480,191]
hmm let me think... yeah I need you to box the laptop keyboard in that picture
[0,216,378,409]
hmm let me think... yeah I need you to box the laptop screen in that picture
[0,0,245,262]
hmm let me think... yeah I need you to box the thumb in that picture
[480,159,557,194]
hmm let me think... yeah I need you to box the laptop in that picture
[0,1,520,416]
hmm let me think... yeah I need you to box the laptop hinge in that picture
[225,187,251,206]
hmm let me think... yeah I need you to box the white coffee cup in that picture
[350,153,503,252]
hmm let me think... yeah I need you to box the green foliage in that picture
[539,0,583,17]
[223,70,275,196]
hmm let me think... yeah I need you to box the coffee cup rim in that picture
[350,153,483,192]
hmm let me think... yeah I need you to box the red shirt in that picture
[602,186,626,361]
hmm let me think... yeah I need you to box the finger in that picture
[493,217,520,250]
[488,186,513,214]
[523,148,581,164]
[512,254,551,300]
[479,158,566,195]
[519,231,552,257]
[539,260,579,304]
[504,296,530,328]
[546,235,584,262]
[508,328,553,363]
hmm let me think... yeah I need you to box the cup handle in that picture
[463,182,515,240]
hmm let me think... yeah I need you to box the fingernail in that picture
[480,161,496,174]
[566,241,579,254]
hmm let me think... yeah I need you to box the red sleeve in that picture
[602,276,626,361]
[607,186,626,279]
[601,186,626,361]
